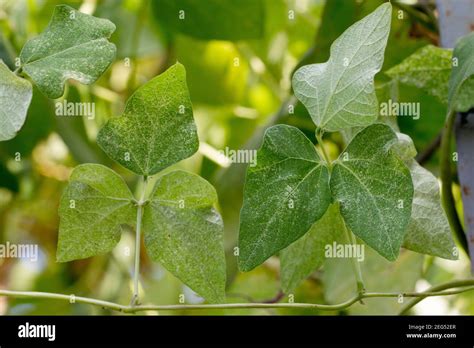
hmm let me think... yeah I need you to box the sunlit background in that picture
[0,0,472,315]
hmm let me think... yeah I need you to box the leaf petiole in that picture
[315,130,332,170]
[342,218,366,297]
[131,175,149,306]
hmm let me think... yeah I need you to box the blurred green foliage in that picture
[0,0,472,315]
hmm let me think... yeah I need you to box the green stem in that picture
[1,280,473,313]
[399,280,474,315]
[440,110,469,256]
[343,221,365,295]
[131,176,148,306]
[0,290,126,312]
[316,133,363,295]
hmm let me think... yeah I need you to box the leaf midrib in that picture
[320,6,387,129]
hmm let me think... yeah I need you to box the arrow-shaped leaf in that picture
[97,63,198,176]
[20,5,116,99]
[239,125,331,271]
[57,164,135,262]
[292,3,391,132]
[330,123,413,261]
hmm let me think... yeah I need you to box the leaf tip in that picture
[237,255,257,273]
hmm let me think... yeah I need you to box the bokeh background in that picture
[0,0,472,315]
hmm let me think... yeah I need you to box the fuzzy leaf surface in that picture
[392,134,458,260]
[239,125,331,271]
[20,5,116,98]
[385,45,452,104]
[57,164,135,262]
[292,3,391,132]
[97,63,198,176]
[143,170,226,303]
[402,160,457,260]
[330,124,413,261]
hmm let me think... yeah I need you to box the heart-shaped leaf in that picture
[143,170,226,303]
[57,164,135,262]
[97,63,198,176]
[19,5,116,99]
[0,60,33,141]
[238,125,331,271]
[330,123,413,261]
[292,3,391,132]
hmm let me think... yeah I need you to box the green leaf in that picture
[392,133,457,260]
[330,123,413,261]
[378,119,457,260]
[57,164,135,262]
[19,5,116,99]
[238,125,331,271]
[2,86,54,154]
[385,45,452,104]
[403,160,457,260]
[152,0,264,41]
[279,203,344,293]
[143,170,226,303]
[0,60,33,141]
[292,3,391,132]
[340,80,401,144]
[448,32,474,112]
[97,63,199,176]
